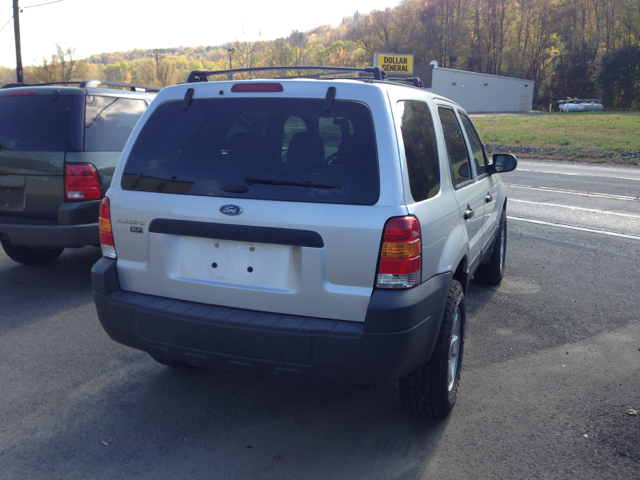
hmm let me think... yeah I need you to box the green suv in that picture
[0,80,158,265]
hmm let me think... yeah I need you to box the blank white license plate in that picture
[176,237,293,290]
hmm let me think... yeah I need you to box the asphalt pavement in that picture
[1,159,638,479]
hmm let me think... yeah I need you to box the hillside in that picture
[1,0,638,109]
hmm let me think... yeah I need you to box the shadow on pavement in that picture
[1,354,451,480]
[0,246,102,334]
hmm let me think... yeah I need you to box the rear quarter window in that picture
[0,94,74,151]
[121,97,380,205]
[396,100,440,202]
[438,107,471,188]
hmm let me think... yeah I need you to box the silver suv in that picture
[91,66,517,418]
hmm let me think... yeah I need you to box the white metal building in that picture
[413,64,534,113]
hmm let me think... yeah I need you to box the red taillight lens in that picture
[376,216,421,289]
[65,163,103,201]
[231,83,284,93]
[99,197,116,258]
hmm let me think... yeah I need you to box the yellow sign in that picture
[374,54,414,74]
[320,73,360,78]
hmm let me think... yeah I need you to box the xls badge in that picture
[219,205,243,216]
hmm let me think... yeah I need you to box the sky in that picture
[0,0,399,68]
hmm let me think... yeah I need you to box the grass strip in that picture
[473,112,640,155]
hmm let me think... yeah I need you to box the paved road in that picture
[506,159,640,238]
[1,159,639,479]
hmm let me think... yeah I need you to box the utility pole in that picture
[227,47,235,80]
[13,0,23,83]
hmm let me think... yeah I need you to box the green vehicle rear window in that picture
[122,97,380,205]
[0,94,74,152]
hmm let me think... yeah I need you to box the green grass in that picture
[473,112,640,153]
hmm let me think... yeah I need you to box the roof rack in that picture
[1,80,160,93]
[388,77,424,88]
[187,66,391,83]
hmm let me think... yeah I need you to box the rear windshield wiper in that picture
[244,177,340,189]
[220,183,249,193]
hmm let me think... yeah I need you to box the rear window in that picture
[121,97,379,205]
[84,96,147,152]
[0,94,74,152]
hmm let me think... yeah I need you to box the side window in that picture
[84,96,147,152]
[459,113,487,176]
[438,107,471,188]
[397,100,440,202]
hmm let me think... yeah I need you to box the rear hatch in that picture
[0,88,81,219]
[110,81,406,322]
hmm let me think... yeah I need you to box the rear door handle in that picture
[485,193,493,203]
[464,206,474,220]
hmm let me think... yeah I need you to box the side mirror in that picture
[488,153,517,174]
[458,162,470,179]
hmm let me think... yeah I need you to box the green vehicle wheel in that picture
[1,240,64,266]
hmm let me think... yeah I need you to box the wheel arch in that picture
[437,221,470,292]
[453,256,469,293]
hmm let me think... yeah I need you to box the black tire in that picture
[399,280,465,419]
[1,240,64,266]
[474,209,507,286]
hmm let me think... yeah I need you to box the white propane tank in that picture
[583,103,604,112]
[561,103,586,112]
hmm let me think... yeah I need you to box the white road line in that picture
[508,216,640,241]
[510,199,640,219]
[517,168,640,182]
[505,183,639,202]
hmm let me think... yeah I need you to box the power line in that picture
[0,1,65,34]
[0,14,12,33]
[21,0,63,9]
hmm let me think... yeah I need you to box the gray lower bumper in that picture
[0,199,101,248]
[92,257,451,384]
[0,221,99,247]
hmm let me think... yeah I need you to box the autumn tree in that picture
[154,50,179,87]
[30,0,640,109]
[33,45,88,83]
[103,60,135,83]
[597,45,640,109]
[137,58,159,86]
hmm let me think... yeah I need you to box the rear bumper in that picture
[92,258,451,384]
[0,200,101,247]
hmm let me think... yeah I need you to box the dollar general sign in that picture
[374,54,414,74]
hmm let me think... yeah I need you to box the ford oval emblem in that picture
[220,204,243,216]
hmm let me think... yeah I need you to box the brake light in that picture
[65,163,103,201]
[231,83,283,93]
[376,216,421,289]
[99,197,116,259]
[6,90,36,96]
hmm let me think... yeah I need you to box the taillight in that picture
[376,216,421,289]
[65,163,103,201]
[99,197,116,259]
